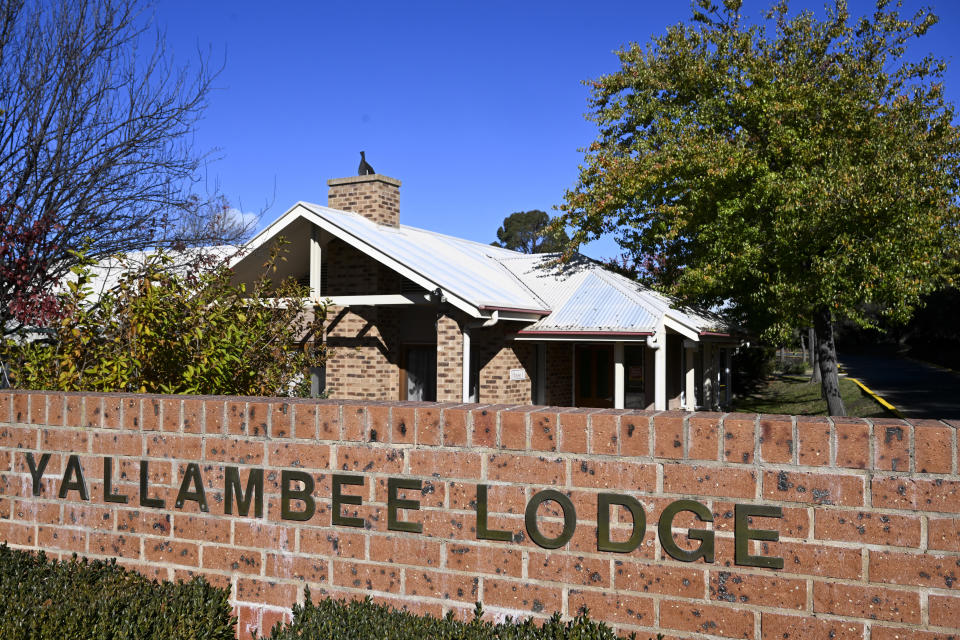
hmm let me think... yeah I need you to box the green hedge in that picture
[0,544,235,640]
[260,589,654,640]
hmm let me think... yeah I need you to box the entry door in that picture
[575,344,614,408]
[401,345,437,401]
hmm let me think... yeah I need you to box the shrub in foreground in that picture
[261,590,651,640]
[0,544,235,640]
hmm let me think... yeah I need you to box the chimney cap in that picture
[327,174,401,188]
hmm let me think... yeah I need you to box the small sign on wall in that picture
[509,368,526,381]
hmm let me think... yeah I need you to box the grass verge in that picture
[733,373,897,418]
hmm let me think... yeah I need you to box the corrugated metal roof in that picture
[236,202,730,336]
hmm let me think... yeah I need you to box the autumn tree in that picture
[0,0,252,337]
[492,210,570,253]
[558,0,960,415]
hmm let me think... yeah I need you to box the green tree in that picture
[492,210,570,253]
[557,0,960,415]
[2,241,325,396]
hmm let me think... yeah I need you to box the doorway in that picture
[400,344,437,401]
[575,344,614,408]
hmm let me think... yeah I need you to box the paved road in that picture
[837,352,960,421]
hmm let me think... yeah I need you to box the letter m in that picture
[224,467,264,518]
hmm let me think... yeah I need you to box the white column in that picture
[654,323,667,411]
[309,225,323,299]
[462,326,471,403]
[725,348,733,406]
[703,343,715,409]
[614,342,625,409]
[684,341,697,411]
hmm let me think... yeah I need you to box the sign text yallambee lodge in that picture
[26,452,785,569]
[3,391,960,640]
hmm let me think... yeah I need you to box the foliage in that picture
[557,0,960,414]
[0,0,252,337]
[0,544,235,640]
[492,210,570,254]
[262,591,649,640]
[2,240,325,396]
[732,373,895,418]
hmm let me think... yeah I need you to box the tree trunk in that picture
[808,327,822,384]
[800,334,808,366]
[813,307,846,416]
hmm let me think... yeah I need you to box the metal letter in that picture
[476,484,511,541]
[58,454,89,501]
[331,474,364,528]
[280,469,316,521]
[103,457,127,504]
[734,504,784,569]
[26,452,50,496]
[387,477,422,533]
[175,462,208,512]
[658,499,714,563]
[597,493,646,553]
[224,466,263,518]
[139,460,164,508]
[525,489,576,549]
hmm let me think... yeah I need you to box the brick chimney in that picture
[326,174,401,227]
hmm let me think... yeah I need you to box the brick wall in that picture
[2,391,960,640]
[474,324,533,404]
[436,313,463,402]
[327,175,401,227]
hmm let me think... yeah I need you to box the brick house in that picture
[229,172,738,410]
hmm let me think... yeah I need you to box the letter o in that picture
[525,489,576,549]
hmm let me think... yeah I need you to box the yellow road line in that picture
[848,377,904,419]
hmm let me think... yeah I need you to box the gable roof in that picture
[233,201,730,337]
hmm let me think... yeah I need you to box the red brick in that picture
[486,453,564,485]
[180,399,203,434]
[172,514,230,543]
[815,509,921,547]
[266,552,327,583]
[613,560,704,598]
[660,599,753,638]
[333,559,401,593]
[420,510,470,540]
[760,613,863,640]
[710,570,805,609]
[367,535,441,567]
[246,401,270,437]
[205,400,225,434]
[763,470,863,506]
[930,593,960,628]
[234,521,297,551]
[620,413,649,456]
[0,425,37,449]
[759,416,793,463]
[929,517,960,552]
[471,408,497,448]
[794,417,831,466]
[775,541,862,579]
[267,441,329,469]
[870,549,960,590]
[225,401,248,435]
[567,590,654,627]
[145,539,200,566]
[63,503,114,530]
[482,578,562,615]
[65,395,84,427]
[527,551,610,587]
[871,627,960,640]
[116,509,171,535]
[689,415,721,460]
[835,419,870,469]
[442,408,468,446]
[664,465,757,499]
[300,529,365,559]
[558,411,588,454]
[337,445,404,474]
[874,421,910,471]
[41,427,89,452]
[814,582,920,623]
[494,409,525,450]
[12,394,28,424]
[28,394,46,425]
[392,406,415,444]
[409,449,481,479]
[144,433,202,460]
[445,543,522,576]
[141,398,161,431]
[530,410,559,452]
[654,414,685,458]
[89,532,140,559]
[723,415,755,464]
[47,394,65,426]
[0,392,11,423]
[269,402,291,439]
[236,578,298,607]
[0,521,34,545]
[915,423,954,473]
[406,569,478,601]
[571,459,655,491]
[590,413,620,455]
[201,543,262,573]
[872,476,960,513]
[91,432,142,457]
[342,405,366,441]
[160,398,181,431]
[416,407,442,446]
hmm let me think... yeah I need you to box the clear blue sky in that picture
[156,0,960,259]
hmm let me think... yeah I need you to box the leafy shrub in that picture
[3,239,325,396]
[0,544,235,640]
[261,590,655,640]
[732,345,774,395]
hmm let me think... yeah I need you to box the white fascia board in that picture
[326,293,431,306]
[513,334,651,343]
[663,314,700,341]
[235,203,484,319]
